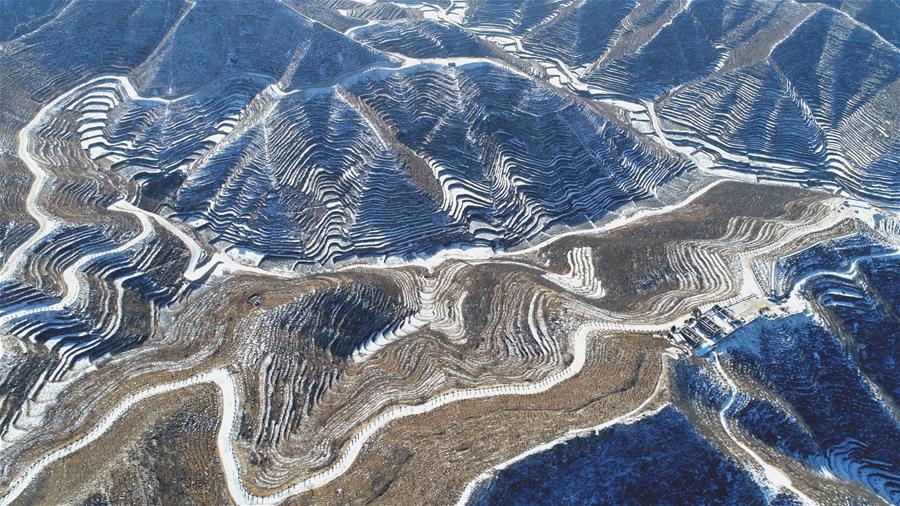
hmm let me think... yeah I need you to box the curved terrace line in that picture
[2,320,602,505]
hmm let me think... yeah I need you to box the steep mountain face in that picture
[3,0,896,268]
[657,8,900,205]
[0,0,897,505]
[417,0,899,206]
[67,64,689,264]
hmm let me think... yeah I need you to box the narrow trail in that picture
[713,356,816,505]
[0,80,69,282]
[0,202,153,328]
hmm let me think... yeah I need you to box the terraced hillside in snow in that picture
[0,0,897,505]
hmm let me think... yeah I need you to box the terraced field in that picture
[0,0,897,504]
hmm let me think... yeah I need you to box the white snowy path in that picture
[3,321,607,505]
[713,356,816,505]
